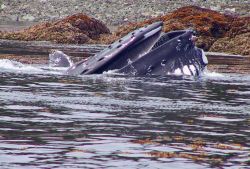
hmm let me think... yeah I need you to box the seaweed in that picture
[0,13,111,44]
[113,6,249,55]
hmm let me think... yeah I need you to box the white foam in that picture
[0,59,42,73]
[204,71,224,78]
[103,69,120,75]
[0,59,65,75]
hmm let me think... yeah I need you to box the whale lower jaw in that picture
[117,30,208,76]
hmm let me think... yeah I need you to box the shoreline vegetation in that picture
[0,1,249,57]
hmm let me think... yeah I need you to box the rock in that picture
[196,36,217,51]
[227,17,250,37]
[113,6,232,44]
[225,8,236,13]
[22,14,35,22]
[112,6,249,55]
[1,3,6,10]
[8,15,19,22]
[0,6,249,56]
[210,32,250,56]
[210,17,250,56]
[210,5,221,11]
[0,13,111,44]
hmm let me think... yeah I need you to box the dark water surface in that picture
[0,59,249,168]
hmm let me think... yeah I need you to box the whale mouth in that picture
[66,21,207,77]
[66,22,164,75]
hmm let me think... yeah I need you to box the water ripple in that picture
[0,66,249,168]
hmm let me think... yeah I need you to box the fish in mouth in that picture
[49,21,208,76]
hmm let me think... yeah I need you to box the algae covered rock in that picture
[0,13,111,44]
[210,32,250,56]
[113,6,234,50]
[226,17,250,37]
[113,6,249,55]
[0,6,249,56]
[210,17,250,56]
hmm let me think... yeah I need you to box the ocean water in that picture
[0,58,249,169]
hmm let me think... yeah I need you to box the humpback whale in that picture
[50,21,208,76]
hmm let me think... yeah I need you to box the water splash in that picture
[0,59,42,73]
[204,70,224,78]
[0,59,66,75]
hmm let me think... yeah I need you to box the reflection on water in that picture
[0,60,249,168]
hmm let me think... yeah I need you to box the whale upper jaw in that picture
[66,22,163,75]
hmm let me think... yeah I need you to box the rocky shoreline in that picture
[1,6,249,56]
[0,0,249,26]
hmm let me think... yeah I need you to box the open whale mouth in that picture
[65,21,208,76]
[66,22,163,75]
